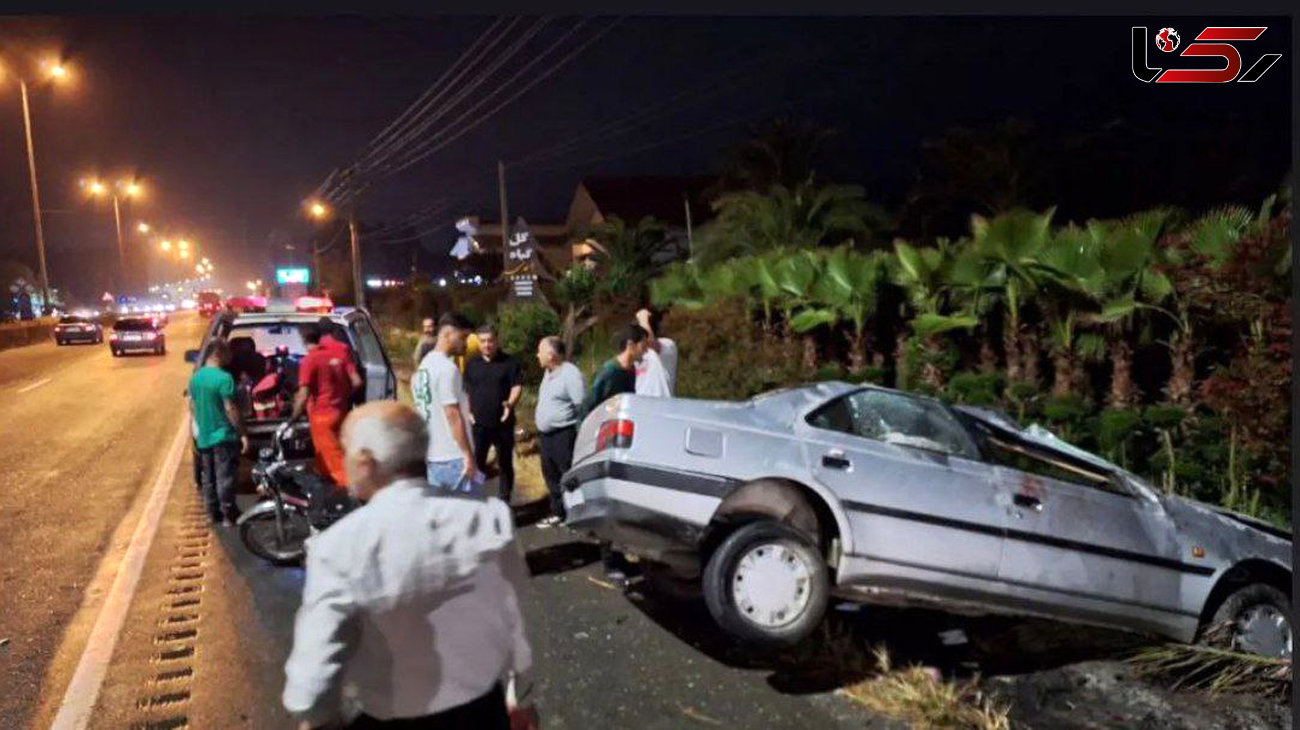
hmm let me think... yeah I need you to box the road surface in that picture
[0,314,899,729]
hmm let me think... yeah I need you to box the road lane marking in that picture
[17,376,52,393]
[50,416,190,730]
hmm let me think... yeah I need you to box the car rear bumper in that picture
[56,330,99,342]
[113,339,163,352]
[561,458,733,564]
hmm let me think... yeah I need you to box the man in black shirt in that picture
[464,325,524,504]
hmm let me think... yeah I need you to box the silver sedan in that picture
[562,382,1292,657]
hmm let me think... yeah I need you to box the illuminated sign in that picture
[276,267,311,285]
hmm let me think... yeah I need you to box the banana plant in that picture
[790,247,887,373]
[890,238,976,390]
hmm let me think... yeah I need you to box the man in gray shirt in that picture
[533,336,585,526]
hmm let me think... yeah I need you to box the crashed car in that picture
[561,382,1292,657]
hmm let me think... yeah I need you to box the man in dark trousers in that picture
[580,324,648,584]
[464,325,524,505]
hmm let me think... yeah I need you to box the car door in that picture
[802,389,1009,581]
[986,435,1191,616]
[347,316,396,402]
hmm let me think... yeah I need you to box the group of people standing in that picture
[410,308,677,522]
[192,306,678,728]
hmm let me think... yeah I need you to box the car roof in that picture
[225,310,357,326]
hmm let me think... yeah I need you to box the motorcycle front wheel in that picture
[239,506,312,566]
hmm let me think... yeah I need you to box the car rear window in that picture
[59,316,89,324]
[114,319,155,331]
[227,322,311,356]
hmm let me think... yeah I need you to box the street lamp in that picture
[1,57,71,310]
[82,176,146,290]
[137,221,150,234]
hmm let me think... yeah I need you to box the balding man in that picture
[283,401,537,730]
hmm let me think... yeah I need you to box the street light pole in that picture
[112,194,125,275]
[18,79,51,310]
[348,214,365,311]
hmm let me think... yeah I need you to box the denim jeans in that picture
[427,458,484,495]
[198,440,240,522]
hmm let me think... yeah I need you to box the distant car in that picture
[197,291,222,317]
[562,382,1293,658]
[110,317,166,356]
[53,315,103,345]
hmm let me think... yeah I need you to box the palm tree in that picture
[1034,223,1108,399]
[1157,205,1258,406]
[791,247,888,374]
[583,215,673,302]
[693,180,890,266]
[1081,210,1180,409]
[713,117,836,195]
[890,239,976,390]
[959,209,1056,388]
[772,249,826,372]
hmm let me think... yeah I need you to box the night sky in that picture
[0,15,1290,303]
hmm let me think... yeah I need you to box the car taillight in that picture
[595,419,634,452]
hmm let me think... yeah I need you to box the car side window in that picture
[809,390,979,460]
[981,435,1128,496]
[348,318,385,367]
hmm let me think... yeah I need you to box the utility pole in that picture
[111,194,125,285]
[684,193,694,260]
[497,160,510,275]
[348,214,365,311]
[19,80,51,310]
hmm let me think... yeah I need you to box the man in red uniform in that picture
[292,324,363,485]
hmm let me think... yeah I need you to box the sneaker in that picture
[536,516,559,529]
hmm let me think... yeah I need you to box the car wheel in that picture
[55,339,63,346]
[1207,583,1292,659]
[702,520,829,647]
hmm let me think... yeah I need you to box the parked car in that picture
[561,382,1292,658]
[110,316,166,356]
[184,303,397,453]
[53,315,103,345]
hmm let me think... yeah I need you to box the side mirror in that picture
[184,349,200,364]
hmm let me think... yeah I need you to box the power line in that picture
[356,17,515,163]
[349,17,551,178]
[373,17,623,180]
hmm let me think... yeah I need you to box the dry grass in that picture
[839,646,1011,730]
[1127,627,1292,699]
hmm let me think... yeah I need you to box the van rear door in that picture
[347,316,396,402]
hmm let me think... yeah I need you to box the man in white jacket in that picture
[634,307,677,398]
[282,401,537,729]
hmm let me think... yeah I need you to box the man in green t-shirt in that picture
[580,324,648,419]
[189,339,248,526]
[579,324,648,585]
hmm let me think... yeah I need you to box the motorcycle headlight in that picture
[258,447,274,461]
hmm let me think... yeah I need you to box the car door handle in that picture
[1013,493,1044,511]
[822,450,852,470]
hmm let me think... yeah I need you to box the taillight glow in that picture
[595,419,634,452]
[144,332,157,340]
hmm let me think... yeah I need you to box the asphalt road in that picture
[0,312,207,729]
[0,315,947,729]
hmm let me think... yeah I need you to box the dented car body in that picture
[562,382,1292,652]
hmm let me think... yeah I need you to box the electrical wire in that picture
[372,17,623,180]
[350,17,551,176]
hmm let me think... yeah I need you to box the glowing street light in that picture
[179,249,190,260]
[80,176,148,287]
[5,57,73,305]
[159,239,172,252]
[137,221,150,234]
[177,239,190,251]
[308,201,329,220]
[246,280,257,291]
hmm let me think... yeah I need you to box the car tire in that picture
[55,339,64,346]
[702,520,829,648]
[1205,583,1292,658]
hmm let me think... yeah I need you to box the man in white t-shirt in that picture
[412,313,481,493]
[634,307,677,398]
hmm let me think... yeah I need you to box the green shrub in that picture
[663,299,803,401]
[496,301,561,381]
[945,372,1005,406]
[1040,394,1091,446]
[1095,408,1143,467]
[814,362,847,382]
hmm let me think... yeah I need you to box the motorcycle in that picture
[238,420,357,565]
